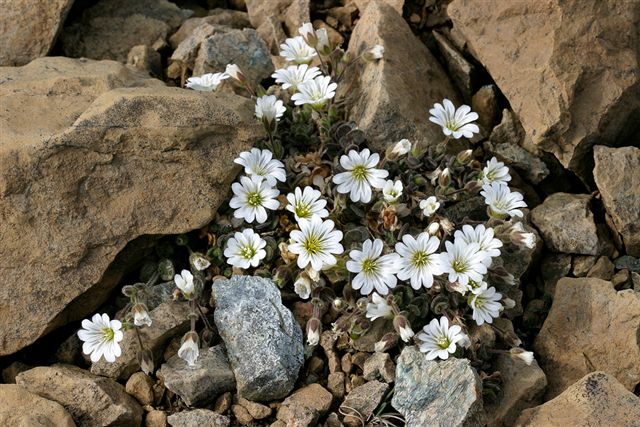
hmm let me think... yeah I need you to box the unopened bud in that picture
[363,44,384,61]
[298,23,318,47]
[438,168,451,188]
[374,332,398,353]
[137,348,154,375]
[456,149,473,165]
[189,252,211,271]
[225,64,245,82]
[464,179,483,193]
[306,317,322,346]
[132,303,152,327]
[122,285,136,298]
[386,139,411,160]
[440,218,455,234]
[316,28,331,55]
[427,221,440,235]
[503,297,516,309]
[393,314,415,343]
[332,298,346,312]
[273,265,292,288]
[510,223,537,249]
[510,347,535,365]
[294,273,312,299]
[158,259,175,281]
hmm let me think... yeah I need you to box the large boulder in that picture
[210,276,304,401]
[593,145,640,257]
[0,384,76,427]
[343,0,459,152]
[0,57,262,356]
[59,0,191,62]
[516,372,640,426]
[0,0,74,66]
[448,0,640,181]
[245,0,310,53]
[534,278,640,398]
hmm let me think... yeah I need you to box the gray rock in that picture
[614,255,640,272]
[489,109,525,147]
[340,380,389,427]
[159,345,236,407]
[433,31,476,100]
[170,23,223,72]
[531,193,609,255]
[193,28,274,83]
[488,142,549,185]
[60,0,191,62]
[540,253,572,296]
[91,302,191,380]
[0,0,74,66]
[167,409,230,427]
[169,10,252,48]
[363,352,396,383]
[16,364,143,427]
[392,346,485,427]
[211,276,304,401]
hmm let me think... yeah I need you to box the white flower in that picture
[294,273,313,299]
[398,324,414,342]
[511,222,537,249]
[190,252,211,271]
[368,44,385,59]
[420,196,440,217]
[482,157,511,185]
[454,224,503,267]
[510,348,535,365]
[346,239,400,296]
[174,269,195,298]
[225,63,245,81]
[395,233,442,290]
[332,149,388,203]
[286,186,329,221]
[77,313,124,363]
[382,180,403,203]
[438,240,487,291]
[429,98,480,139]
[306,318,321,346]
[366,292,394,321]
[316,28,330,52]
[234,148,286,186]
[393,315,414,342]
[417,316,465,360]
[481,182,527,218]
[291,75,337,107]
[289,215,344,271]
[255,95,286,125]
[279,36,317,64]
[132,304,152,327]
[272,64,321,91]
[390,139,411,157]
[469,286,503,325]
[224,229,267,269]
[185,72,229,91]
[229,175,280,223]
[178,331,199,367]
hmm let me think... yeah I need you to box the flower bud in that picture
[503,297,516,309]
[316,28,331,55]
[298,23,318,47]
[121,285,136,298]
[225,63,245,82]
[178,331,200,367]
[189,252,211,271]
[464,179,483,193]
[439,218,455,234]
[137,348,154,375]
[456,149,473,165]
[306,317,322,346]
[510,347,535,365]
[332,298,346,312]
[374,332,398,353]
[158,258,175,281]
[386,139,411,160]
[273,265,292,288]
[294,273,312,299]
[393,314,415,343]
[510,223,537,249]
[132,303,152,327]
[427,221,440,236]
[438,167,451,188]
[363,44,384,61]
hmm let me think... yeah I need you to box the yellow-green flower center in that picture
[436,335,451,349]
[102,327,115,342]
[361,258,378,274]
[240,245,257,260]
[295,201,312,218]
[247,192,263,207]
[351,165,368,181]
[452,259,467,273]
[303,235,322,255]
[411,251,429,268]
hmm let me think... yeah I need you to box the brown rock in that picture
[327,372,346,399]
[169,10,251,48]
[245,0,309,49]
[277,384,333,427]
[572,255,597,277]
[237,397,272,420]
[534,277,640,398]
[145,410,168,427]
[586,256,614,280]
[320,331,342,374]
[231,405,253,425]
[593,145,640,257]
[16,364,143,427]
[340,353,352,374]
[516,372,640,426]
[214,392,233,414]
[485,355,547,427]
[342,0,458,152]
[59,0,190,62]
[472,85,500,132]
[1,361,32,384]
[0,0,73,66]
[362,352,395,383]
[127,45,162,77]
[126,372,155,406]
[611,269,630,290]
[0,384,76,427]
[448,0,640,181]
[530,193,609,255]
[0,57,262,356]
[340,381,388,427]
[433,31,476,100]
[539,253,571,296]
[352,318,394,352]
[167,409,230,427]
[354,0,404,14]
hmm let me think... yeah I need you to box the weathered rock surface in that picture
[245,0,310,52]
[343,0,459,152]
[0,57,262,356]
[448,0,640,180]
[534,278,640,398]
[210,276,304,401]
[433,31,476,101]
[485,355,547,427]
[593,145,640,257]
[487,141,549,185]
[169,9,251,48]
[60,0,191,62]
[125,372,155,406]
[91,302,190,379]
[0,384,76,427]
[16,364,143,427]
[340,380,389,427]
[516,372,640,426]
[167,409,230,427]
[363,351,396,383]
[530,193,608,255]
[391,346,485,427]
[159,345,236,407]
[276,384,333,427]
[0,0,74,66]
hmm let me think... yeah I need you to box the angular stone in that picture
[91,302,191,379]
[169,10,252,48]
[586,256,614,280]
[433,31,476,100]
[342,0,458,152]
[167,409,230,427]
[530,193,607,255]
[472,85,500,132]
[211,276,304,401]
[534,277,640,398]
[593,145,640,257]
[0,57,261,356]
[237,397,272,420]
[448,0,640,181]
[540,253,571,296]
[488,141,549,185]
[391,346,484,427]
[0,384,76,427]
[614,255,640,273]
[572,255,598,277]
[16,364,143,427]
[363,352,396,383]
[145,410,168,427]
[516,372,640,426]
[341,380,389,427]
[327,372,346,399]
[59,0,191,62]
[193,28,274,83]
[277,384,333,427]
[231,405,252,425]
[245,0,309,49]
[158,345,236,407]
[170,23,222,72]
[485,355,547,427]
[127,45,162,77]
[125,372,155,406]
[0,0,73,66]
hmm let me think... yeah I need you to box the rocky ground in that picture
[0,0,639,426]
